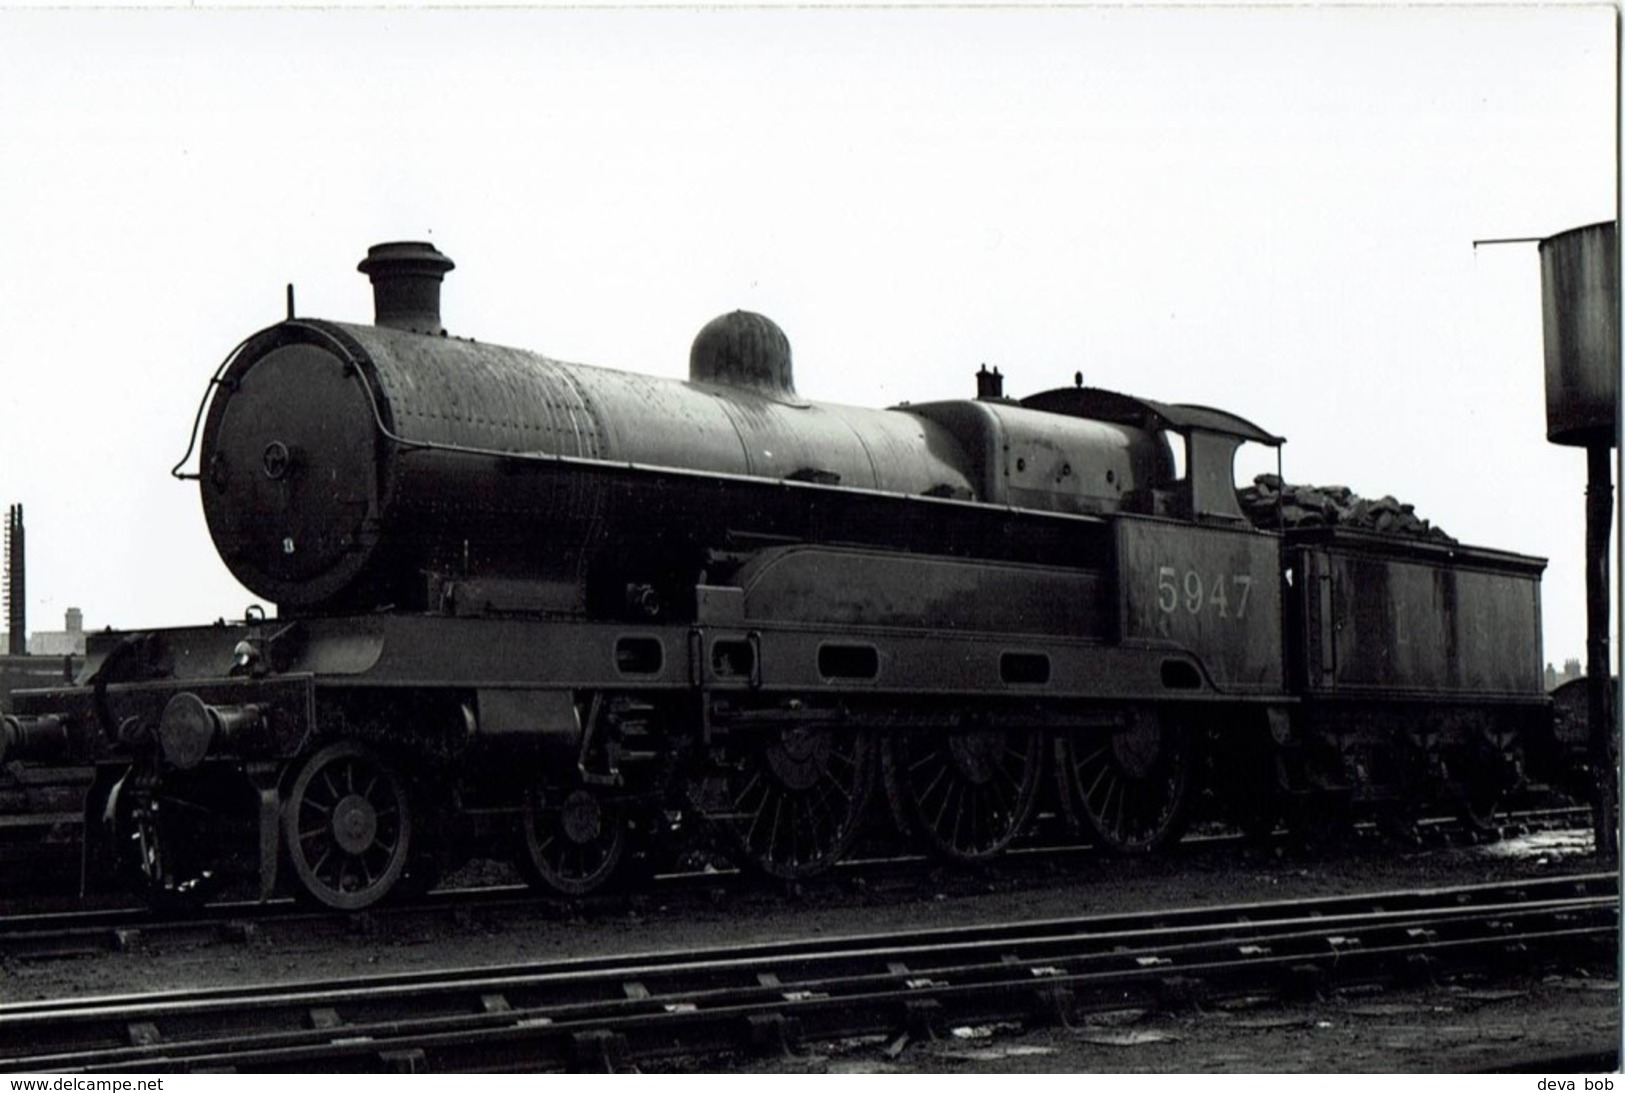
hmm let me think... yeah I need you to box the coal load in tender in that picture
[1237,474,1456,543]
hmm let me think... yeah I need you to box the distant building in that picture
[0,607,87,657]
[1545,658,1585,691]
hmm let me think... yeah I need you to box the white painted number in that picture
[1157,566,1178,614]
[1155,567,1253,620]
[1183,570,1203,614]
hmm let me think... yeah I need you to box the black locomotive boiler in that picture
[2,243,1558,908]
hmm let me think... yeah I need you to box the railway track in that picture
[0,872,1614,1073]
[0,806,1594,963]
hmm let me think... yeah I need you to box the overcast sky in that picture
[0,5,1615,667]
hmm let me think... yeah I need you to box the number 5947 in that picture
[1156,566,1253,619]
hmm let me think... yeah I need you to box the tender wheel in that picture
[514,786,628,897]
[1213,715,1283,844]
[1453,736,1517,837]
[282,741,413,910]
[717,723,877,880]
[1457,777,1505,836]
[883,727,1044,861]
[1058,709,1195,853]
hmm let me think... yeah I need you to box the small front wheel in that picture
[282,741,413,910]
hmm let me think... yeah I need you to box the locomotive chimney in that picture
[357,241,456,336]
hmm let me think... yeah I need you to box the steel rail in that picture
[78,920,1612,1075]
[0,875,1614,1073]
[0,869,1610,998]
[0,807,1598,961]
[9,912,1615,1073]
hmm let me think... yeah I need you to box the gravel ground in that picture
[690,973,1620,1074]
[1,825,1617,1073]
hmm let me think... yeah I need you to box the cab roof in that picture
[1020,386,1285,447]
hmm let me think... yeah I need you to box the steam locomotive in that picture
[2,243,1560,909]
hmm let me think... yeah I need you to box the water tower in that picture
[1540,220,1619,858]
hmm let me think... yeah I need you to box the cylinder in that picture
[157,692,264,770]
[1540,221,1619,448]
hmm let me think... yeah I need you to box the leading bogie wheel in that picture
[1058,708,1195,853]
[282,740,413,910]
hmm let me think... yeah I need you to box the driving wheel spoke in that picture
[718,723,876,880]
[1060,709,1195,853]
[884,727,1045,862]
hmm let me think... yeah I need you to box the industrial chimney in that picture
[4,505,23,656]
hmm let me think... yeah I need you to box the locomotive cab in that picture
[1018,385,1284,522]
